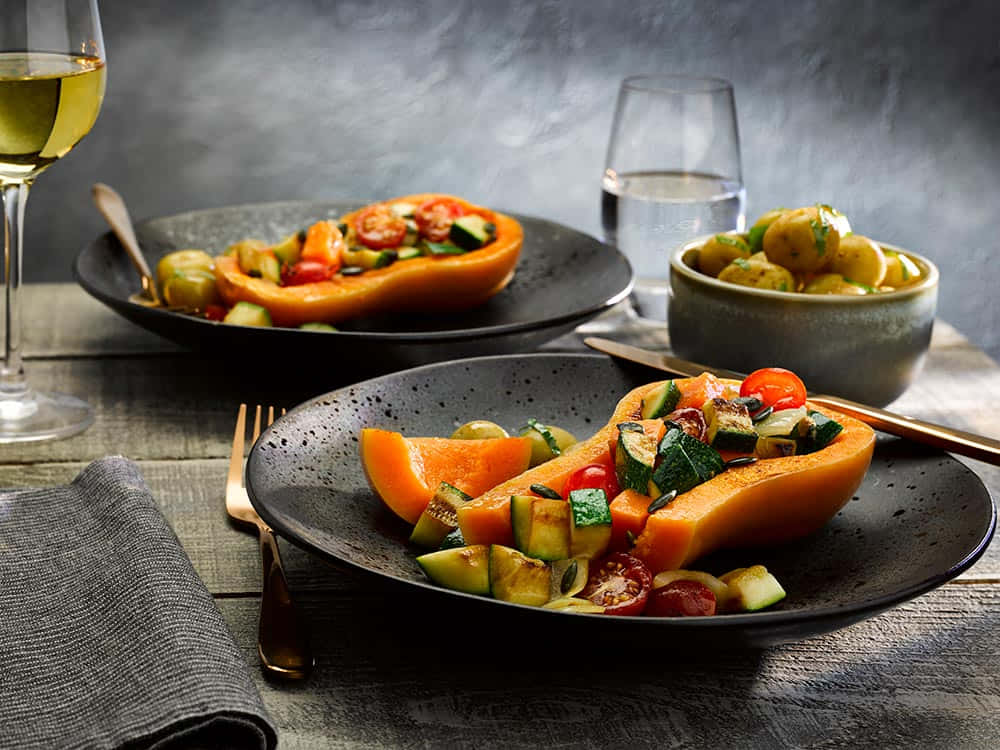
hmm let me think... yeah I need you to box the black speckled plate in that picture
[73,201,632,371]
[245,353,995,646]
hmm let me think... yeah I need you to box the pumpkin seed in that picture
[725,456,758,468]
[340,266,364,276]
[560,559,579,594]
[625,530,637,548]
[733,396,763,412]
[647,489,678,514]
[751,406,774,423]
[530,483,562,500]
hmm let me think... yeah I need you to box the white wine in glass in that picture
[0,1,106,441]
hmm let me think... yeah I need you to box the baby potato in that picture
[802,273,869,295]
[746,208,787,253]
[763,206,843,273]
[830,234,887,288]
[717,256,796,292]
[162,269,221,309]
[697,232,752,277]
[883,250,922,287]
[155,249,214,290]
[450,420,509,440]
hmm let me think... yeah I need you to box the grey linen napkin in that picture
[0,456,277,750]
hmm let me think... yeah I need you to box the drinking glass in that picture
[601,75,745,321]
[0,0,106,441]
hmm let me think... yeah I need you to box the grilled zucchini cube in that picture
[703,398,758,452]
[798,410,844,453]
[641,381,682,419]
[416,544,491,595]
[567,489,613,559]
[409,482,472,548]
[649,443,702,499]
[755,436,798,459]
[271,230,305,266]
[509,495,570,561]
[660,427,725,482]
[720,564,786,612]
[450,214,495,250]
[615,428,658,493]
[489,545,551,606]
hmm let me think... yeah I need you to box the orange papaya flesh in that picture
[608,489,651,552]
[632,403,875,574]
[214,193,523,327]
[457,382,658,546]
[674,372,728,410]
[456,379,876,571]
[360,428,533,524]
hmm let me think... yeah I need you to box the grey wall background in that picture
[26,0,1000,359]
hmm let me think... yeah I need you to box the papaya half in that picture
[214,193,523,327]
[456,377,876,574]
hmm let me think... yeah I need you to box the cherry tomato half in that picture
[414,198,465,242]
[580,552,652,616]
[281,260,337,286]
[563,462,620,501]
[203,304,226,321]
[739,367,807,411]
[664,407,708,443]
[356,204,407,249]
[645,580,717,617]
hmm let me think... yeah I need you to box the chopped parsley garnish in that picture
[733,257,752,270]
[778,281,788,291]
[809,214,831,256]
[716,234,749,250]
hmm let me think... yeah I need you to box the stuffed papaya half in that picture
[213,193,523,327]
[456,374,876,575]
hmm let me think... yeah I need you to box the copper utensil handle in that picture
[810,394,1000,466]
[258,525,313,679]
[91,182,160,304]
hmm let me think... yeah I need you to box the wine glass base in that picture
[0,390,94,443]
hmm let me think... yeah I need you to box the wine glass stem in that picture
[1,181,29,398]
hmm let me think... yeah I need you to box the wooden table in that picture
[9,285,1000,748]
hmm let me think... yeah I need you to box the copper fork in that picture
[227,404,313,679]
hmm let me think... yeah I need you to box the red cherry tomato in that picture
[664,407,708,442]
[281,260,337,286]
[203,304,226,321]
[739,367,807,411]
[414,198,465,241]
[645,580,717,617]
[355,204,407,249]
[563,462,620,501]
[580,552,652,616]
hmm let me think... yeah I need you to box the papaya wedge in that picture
[456,378,876,574]
[360,428,533,524]
[214,193,523,327]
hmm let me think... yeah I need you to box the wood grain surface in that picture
[9,284,1000,748]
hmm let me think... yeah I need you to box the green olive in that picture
[162,269,221,309]
[155,249,214,292]
[519,423,578,466]
[450,420,509,440]
[697,232,752,277]
[763,206,842,273]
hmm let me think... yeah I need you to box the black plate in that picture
[245,353,995,647]
[73,201,632,372]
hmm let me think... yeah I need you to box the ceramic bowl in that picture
[668,239,939,406]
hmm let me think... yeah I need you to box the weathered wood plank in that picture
[217,584,1000,749]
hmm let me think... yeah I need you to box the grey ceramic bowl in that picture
[668,239,939,406]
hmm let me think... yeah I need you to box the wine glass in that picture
[0,0,105,441]
[601,75,745,321]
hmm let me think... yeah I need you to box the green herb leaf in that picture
[716,234,749,251]
[733,257,752,270]
[809,217,830,256]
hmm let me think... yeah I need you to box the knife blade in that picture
[583,336,1000,466]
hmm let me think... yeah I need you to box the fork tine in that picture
[227,404,247,489]
[267,405,275,428]
[251,404,262,446]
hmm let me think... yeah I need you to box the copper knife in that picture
[583,336,1000,466]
